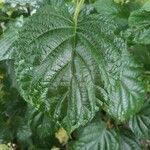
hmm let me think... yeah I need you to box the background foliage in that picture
[0,0,150,149]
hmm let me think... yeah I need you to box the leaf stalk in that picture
[74,0,85,27]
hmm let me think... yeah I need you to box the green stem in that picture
[73,0,85,27]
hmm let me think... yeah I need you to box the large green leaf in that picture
[14,5,145,132]
[69,118,141,150]
[129,98,150,139]
[127,1,150,44]
[0,16,24,61]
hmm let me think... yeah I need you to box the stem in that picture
[71,0,85,80]
[73,0,85,27]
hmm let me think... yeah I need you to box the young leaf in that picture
[14,5,145,132]
[129,98,150,139]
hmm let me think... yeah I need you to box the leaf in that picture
[27,105,56,138]
[69,119,119,150]
[0,16,24,61]
[68,118,141,150]
[14,5,145,132]
[93,0,123,20]
[127,1,150,44]
[24,105,57,149]
[17,125,32,147]
[119,129,141,150]
[41,0,65,6]
[129,98,150,139]
[5,0,41,5]
[93,0,118,15]
[93,0,139,27]
[130,45,150,71]
[5,0,65,7]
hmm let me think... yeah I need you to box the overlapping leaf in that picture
[127,1,150,44]
[69,118,141,150]
[0,16,24,61]
[93,0,139,27]
[5,0,65,7]
[5,0,41,5]
[14,5,145,132]
[129,98,150,139]
[69,120,119,150]
[118,129,141,150]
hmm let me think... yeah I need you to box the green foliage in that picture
[126,1,150,44]
[93,0,140,28]
[5,0,41,5]
[69,118,119,150]
[0,0,149,149]
[0,16,24,61]
[69,116,141,150]
[129,98,150,139]
[14,4,145,132]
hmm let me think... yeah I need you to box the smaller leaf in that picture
[130,45,150,71]
[5,0,41,5]
[119,129,141,150]
[68,118,119,150]
[68,116,142,150]
[42,0,65,6]
[127,1,150,44]
[93,0,139,27]
[27,105,56,138]
[129,98,150,139]
[0,16,24,61]
[17,125,32,147]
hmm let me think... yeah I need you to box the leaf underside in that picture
[14,5,145,132]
